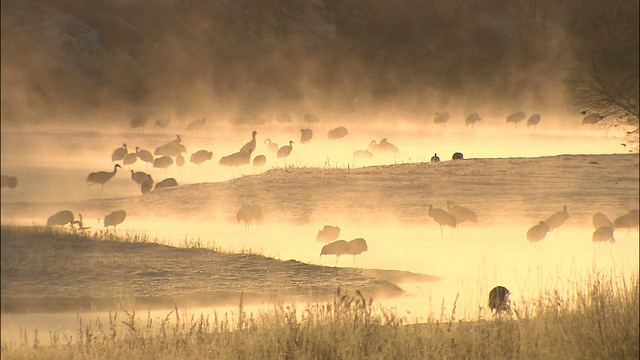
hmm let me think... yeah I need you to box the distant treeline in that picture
[1,0,637,125]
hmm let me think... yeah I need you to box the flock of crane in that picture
[315,225,368,263]
[128,109,607,131]
[230,204,369,261]
[490,206,636,316]
[108,108,612,179]
[2,109,631,322]
[87,124,470,198]
[1,108,615,195]
[3,109,636,257]
[311,203,638,264]
[81,125,399,197]
[46,209,127,231]
[11,116,640,253]
[525,206,639,244]
[38,200,639,266]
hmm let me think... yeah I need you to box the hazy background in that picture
[2,0,638,131]
[1,0,638,340]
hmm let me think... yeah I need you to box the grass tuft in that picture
[1,273,638,359]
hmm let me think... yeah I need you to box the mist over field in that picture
[1,0,638,355]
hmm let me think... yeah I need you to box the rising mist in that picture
[4,0,635,129]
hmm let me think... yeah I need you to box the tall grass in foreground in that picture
[2,275,638,360]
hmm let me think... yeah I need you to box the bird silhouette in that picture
[433,112,449,129]
[104,210,127,230]
[506,111,526,128]
[527,114,541,129]
[430,153,441,163]
[526,221,550,243]
[154,178,178,190]
[378,138,399,152]
[320,240,350,263]
[369,139,398,153]
[300,129,313,144]
[465,113,481,128]
[141,179,153,194]
[187,117,206,131]
[131,170,153,186]
[219,151,251,167]
[123,152,138,167]
[154,116,171,131]
[111,143,128,162]
[168,134,182,147]
[176,154,185,167]
[353,150,373,162]
[545,205,569,235]
[320,238,368,263]
[327,126,349,140]
[592,212,614,229]
[452,152,464,160]
[253,155,267,167]
[592,226,615,243]
[446,201,478,226]
[236,204,262,228]
[135,146,154,167]
[1,175,18,189]
[304,113,319,123]
[346,238,368,261]
[87,164,122,190]
[239,131,258,155]
[153,156,174,169]
[488,286,510,315]
[277,141,294,161]
[613,209,639,234]
[581,111,604,125]
[154,143,180,157]
[264,139,278,152]
[154,135,185,157]
[428,205,457,237]
[190,150,213,165]
[130,114,147,130]
[316,225,341,242]
[47,210,76,227]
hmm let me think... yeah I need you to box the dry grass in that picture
[1,274,638,360]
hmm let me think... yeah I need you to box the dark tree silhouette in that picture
[564,0,639,147]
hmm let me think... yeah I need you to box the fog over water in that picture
[0,114,629,202]
[1,121,637,328]
[1,0,638,347]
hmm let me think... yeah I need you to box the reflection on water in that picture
[2,217,638,343]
